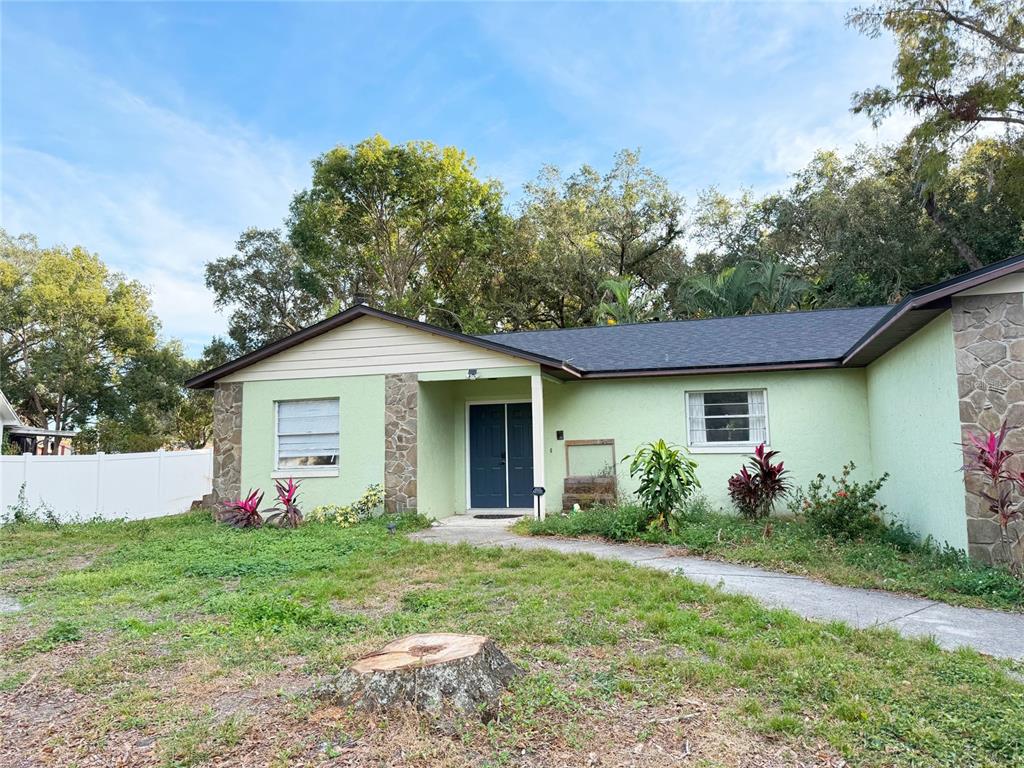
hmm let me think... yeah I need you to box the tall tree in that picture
[849,0,1024,268]
[205,228,322,354]
[288,134,510,332]
[0,230,187,453]
[171,343,232,450]
[850,0,1024,145]
[507,150,685,328]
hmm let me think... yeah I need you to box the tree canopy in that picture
[205,228,321,354]
[849,0,1024,151]
[10,6,1023,456]
[287,134,510,334]
[0,231,197,453]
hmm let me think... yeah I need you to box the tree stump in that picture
[314,633,522,721]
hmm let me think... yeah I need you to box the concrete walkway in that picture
[410,516,1024,660]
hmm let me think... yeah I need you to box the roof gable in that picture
[218,315,535,383]
[187,306,575,388]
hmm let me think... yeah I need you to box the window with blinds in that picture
[276,399,340,469]
[686,390,768,447]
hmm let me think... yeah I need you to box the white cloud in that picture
[1,28,308,355]
[471,2,904,198]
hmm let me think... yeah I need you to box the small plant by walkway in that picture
[519,502,1024,612]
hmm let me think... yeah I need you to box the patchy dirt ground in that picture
[0,632,844,768]
[2,514,1018,767]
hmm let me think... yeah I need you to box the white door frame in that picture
[464,398,531,511]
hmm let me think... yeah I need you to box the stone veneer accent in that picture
[384,373,418,513]
[212,382,244,503]
[952,292,1024,564]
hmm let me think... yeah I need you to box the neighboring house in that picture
[0,390,76,455]
[187,254,1024,564]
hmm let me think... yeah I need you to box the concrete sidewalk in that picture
[410,516,1024,660]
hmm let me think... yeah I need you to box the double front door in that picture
[468,402,533,508]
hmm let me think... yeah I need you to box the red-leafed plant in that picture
[961,422,1024,569]
[265,478,304,529]
[217,489,265,529]
[727,443,791,520]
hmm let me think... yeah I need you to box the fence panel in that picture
[0,449,213,522]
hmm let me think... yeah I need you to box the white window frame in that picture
[685,389,769,454]
[273,398,340,478]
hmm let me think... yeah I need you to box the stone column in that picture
[952,292,1024,563]
[384,373,418,513]
[212,382,243,503]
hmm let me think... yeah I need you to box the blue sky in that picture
[1,2,909,355]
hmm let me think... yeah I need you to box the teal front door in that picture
[469,403,533,508]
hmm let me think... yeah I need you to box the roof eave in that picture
[842,253,1024,366]
[576,359,843,379]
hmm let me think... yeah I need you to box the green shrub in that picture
[798,462,889,540]
[624,439,700,532]
[310,484,385,526]
[526,504,648,541]
[526,498,712,542]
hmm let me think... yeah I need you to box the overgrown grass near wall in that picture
[519,503,1024,612]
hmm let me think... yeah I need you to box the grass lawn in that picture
[519,504,1024,612]
[2,511,1023,767]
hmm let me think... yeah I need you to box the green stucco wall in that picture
[240,376,385,510]
[540,369,874,513]
[866,311,967,550]
[416,370,873,517]
[417,381,456,518]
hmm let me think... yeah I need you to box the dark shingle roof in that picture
[479,307,894,373]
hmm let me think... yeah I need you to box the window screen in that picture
[686,390,767,446]
[276,399,339,468]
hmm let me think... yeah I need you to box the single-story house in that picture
[0,390,76,455]
[187,254,1024,564]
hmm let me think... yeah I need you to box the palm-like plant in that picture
[679,262,760,317]
[625,439,701,532]
[727,443,791,520]
[595,275,661,325]
[750,260,811,313]
[961,422,1023,568]
[677,260,811,318]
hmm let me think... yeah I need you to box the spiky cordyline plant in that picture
[727,443,790,521]
[961,422,1024,569]
[217,489,265,529]
[265,477,304,528]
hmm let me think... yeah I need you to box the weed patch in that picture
[521,503,1024,611]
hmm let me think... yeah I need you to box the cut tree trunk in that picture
[313,633,522,722]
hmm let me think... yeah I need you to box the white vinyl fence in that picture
[0,449,213,523]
